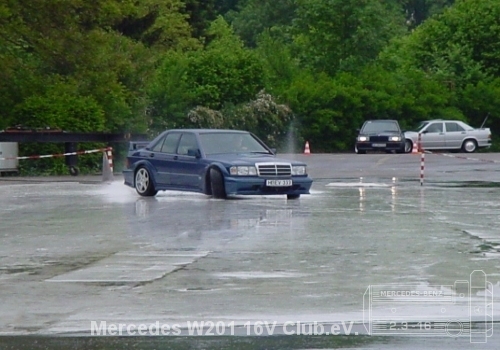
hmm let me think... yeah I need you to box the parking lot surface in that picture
[1,153,499,349]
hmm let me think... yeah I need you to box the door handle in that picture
[149,153,154,158]
[173,156,178,160]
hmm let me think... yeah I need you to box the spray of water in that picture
[283,119,297,155]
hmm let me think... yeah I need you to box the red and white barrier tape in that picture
[0,147,112,161]
[424,151,500,164]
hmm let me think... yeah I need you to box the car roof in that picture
[422,119,464,122]
[363,119,399,123]
[163,129,249,134]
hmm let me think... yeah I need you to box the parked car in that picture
[123,129,313,200]
[404,120,492,153]
[355,120,405,154]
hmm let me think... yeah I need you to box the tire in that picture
[404,140,413,153]
[462,139,477,153]
[135,167,157,197]
[287,194,300,200]
[210,168,226,199]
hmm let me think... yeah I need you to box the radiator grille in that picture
[256,163,292,177]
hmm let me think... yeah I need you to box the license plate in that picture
[266,179,292,187]
[372,143,386,147]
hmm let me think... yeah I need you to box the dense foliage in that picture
[1,0,499,173]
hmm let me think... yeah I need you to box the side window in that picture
[160,133,181,153]
[426,123,443,133]
[445,122,465,132]
[151,136,166,152]
[177,133,198,156]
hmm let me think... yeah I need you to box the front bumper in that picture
[224,176,313,196]
[356,141,404,152]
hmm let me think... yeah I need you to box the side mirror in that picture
[187,149,201,158]
[421,130,428,134]
[270,148,277,154]
[356,128,360,133]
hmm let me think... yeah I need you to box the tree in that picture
[382,0,500,80]
[378,0,500,139]
[0,0,197,134]
[227,0,297,47]
[397,0,455,28]
[11,79,106,175]
[183,0,217,39]
[292,0,407,75]
[149,17,265,131]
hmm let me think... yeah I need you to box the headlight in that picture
[229,166,257,176]
[358,136,368,142]
[389,136,402,142]
[292,166,306,176]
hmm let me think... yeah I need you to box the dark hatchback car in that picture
[123,129,313,200]
[355,120,405,154]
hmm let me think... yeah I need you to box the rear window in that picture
[445,122,465,132]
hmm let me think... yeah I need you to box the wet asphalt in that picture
[1,152,500,349]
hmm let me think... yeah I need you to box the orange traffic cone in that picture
[304,141,311,155]
[411,141,418,154]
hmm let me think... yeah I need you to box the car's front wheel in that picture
[404,140,413,153]
[135,167,157,197]
[462,139,477,153]
[210,168,227,199]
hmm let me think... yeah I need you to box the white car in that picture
[404,120,492,153]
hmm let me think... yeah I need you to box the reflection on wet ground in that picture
[1,171,500,349]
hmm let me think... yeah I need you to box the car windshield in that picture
[361,121,400,133]
[199,132,271,155]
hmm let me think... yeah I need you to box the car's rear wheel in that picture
[287,194,300,200]
[135,167,157,197]
[404,140,413,153]
[462,139,477,153]
[210,168,226,199]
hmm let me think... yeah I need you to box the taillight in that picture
[125,158,130,168]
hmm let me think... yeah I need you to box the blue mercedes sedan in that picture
[123,129,313,199]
